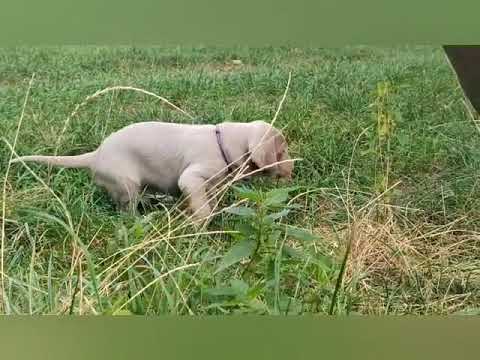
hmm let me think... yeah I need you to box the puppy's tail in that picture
[11,151,96,169]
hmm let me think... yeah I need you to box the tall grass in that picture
[1,46,479,315]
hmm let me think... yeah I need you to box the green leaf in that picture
[264,188,290,207]
[284,226,318,242]
[264,187,300,207]
[233,186,262,203]
[215,239,257,274]
[311,255,333,271]
[280,186,301,193]
[205,287,238,297]
[282,246,333,271]
[230,279,249,295]
[267,209,290,222]
[132,223,144,241]
[225,206,256,217]
[266,257,276,286]
[237,222,257,237]
[205,279,249,298]
[282,245,304,259]
[269,229,282,243]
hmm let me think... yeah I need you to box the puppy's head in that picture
[247,121,293,180]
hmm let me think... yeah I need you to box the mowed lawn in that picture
[1,46,480,315]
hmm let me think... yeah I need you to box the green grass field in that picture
[1,46,480,315]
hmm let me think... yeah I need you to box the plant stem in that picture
[328,222,355,315]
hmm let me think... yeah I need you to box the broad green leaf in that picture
[264,188,290,207]
[282,245,304,259]
[132,223,144,241]
[267,209,290,222]
[311,255,333,271]
[233,186,262,202]
[284,226,318,242]
[230,279,249,295]
[247,284,264,299]
[237,222,257,237]
[215,239,257,274]
[266,257,276,287]
[265,186,300,207]
[229,231,246,242]
[282,246,332,271]
[225,206,256,217]
[204,287,238,297]
[205,280,249,298]
[247,299,269,313]
[266,230,282,246]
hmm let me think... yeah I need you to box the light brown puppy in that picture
[12,120,293,223]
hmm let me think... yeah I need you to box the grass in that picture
[1,45,480,315]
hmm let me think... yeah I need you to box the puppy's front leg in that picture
[178,168,212,226]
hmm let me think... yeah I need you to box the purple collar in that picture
[215,125,233,172]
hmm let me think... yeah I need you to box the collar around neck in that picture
[215,125,233,172]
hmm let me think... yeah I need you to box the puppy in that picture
[12,120,293,224]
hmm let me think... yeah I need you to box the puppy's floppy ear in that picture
[247,122,282,169]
